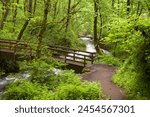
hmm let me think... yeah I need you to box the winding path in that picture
[82,64,127,100]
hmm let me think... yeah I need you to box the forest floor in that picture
[82,64,127,100]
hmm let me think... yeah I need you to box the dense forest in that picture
[0,0,150,100]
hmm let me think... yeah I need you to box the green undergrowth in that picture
[95,54,121,67]
[113,60,150,100]
[2,59,104,100]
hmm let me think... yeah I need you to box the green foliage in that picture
[20,59,81,90]
[31,68,81,91]
[20,58,65,71]
[3,80,53,100]
[51,71,81,90]
[0,0,86,50]
[113,60,150,100]
[1,0,150,100]
[105,17,143,58]
[54,82,102,100]
[3,59,103,100]
[107,15,150,99]
[95,54,121,67]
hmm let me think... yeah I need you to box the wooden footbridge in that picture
[0,39,96,67]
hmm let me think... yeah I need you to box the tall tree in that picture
[136,1,143,16]
[36,0,50,58]
[12,0,19,32]
[93,0,103,53]
[17,0,33,40]
[93,0,100,53]
[65,0,71,33]
[33,0,37,15]
[0,0,10,30]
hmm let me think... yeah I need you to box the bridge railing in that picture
[0,39,96,66]
[0,39,33,57]
[49,45,96,66]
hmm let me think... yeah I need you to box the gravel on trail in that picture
[82,64,127,100]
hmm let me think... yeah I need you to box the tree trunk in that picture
[93,0,101,53]
[53,0,58,21]
[136,1,143,16]
[65,0,71,33]
[17,19,30,40]
[24,0,28,13]
[12,0,19,32]
[33,0,37,16]
[17,0,34,40]
[36,0,50,58]
[0,0,10,30]
[29,0,33,13]
[98,0,103,40]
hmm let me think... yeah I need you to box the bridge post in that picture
[73,50,75,61]
[91,53,94,64]
[65,54,67,63]
[84,55,86,67]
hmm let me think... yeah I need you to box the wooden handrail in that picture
[49,47,94,58]
[0,39,33,58]
[49,45,96,55]
[49,45,96,66]
[0,39,96,66]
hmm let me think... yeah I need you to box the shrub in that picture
[54,82,103,100]
[95,54,121,67]
[3,80,53,100]
[52,70,81,86]
[113,59,150,100]
[31,67,81,91]
[81,82,103,100]
[3,59,104,100]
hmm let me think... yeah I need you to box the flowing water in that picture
[81,36,109,54]
[81,36,96,53]
[0,68,62,99]
[66,36,96,60]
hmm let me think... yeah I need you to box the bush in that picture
[20,58,65,71]
[113,59,150,100]
[112,19,150,99]
[54,82,103,100]
[31,69,82,91]
[3,59,104,100]
[3,80,53,100]
[95,54,121,67]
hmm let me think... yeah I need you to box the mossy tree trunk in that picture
[17,0,34,40]
[12,0,19,32]
[65,0,71,33]
[0,0,10,30]
[93,0,102,54]
[36,0,50,58]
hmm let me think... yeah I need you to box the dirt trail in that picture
[82,64,127,100]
